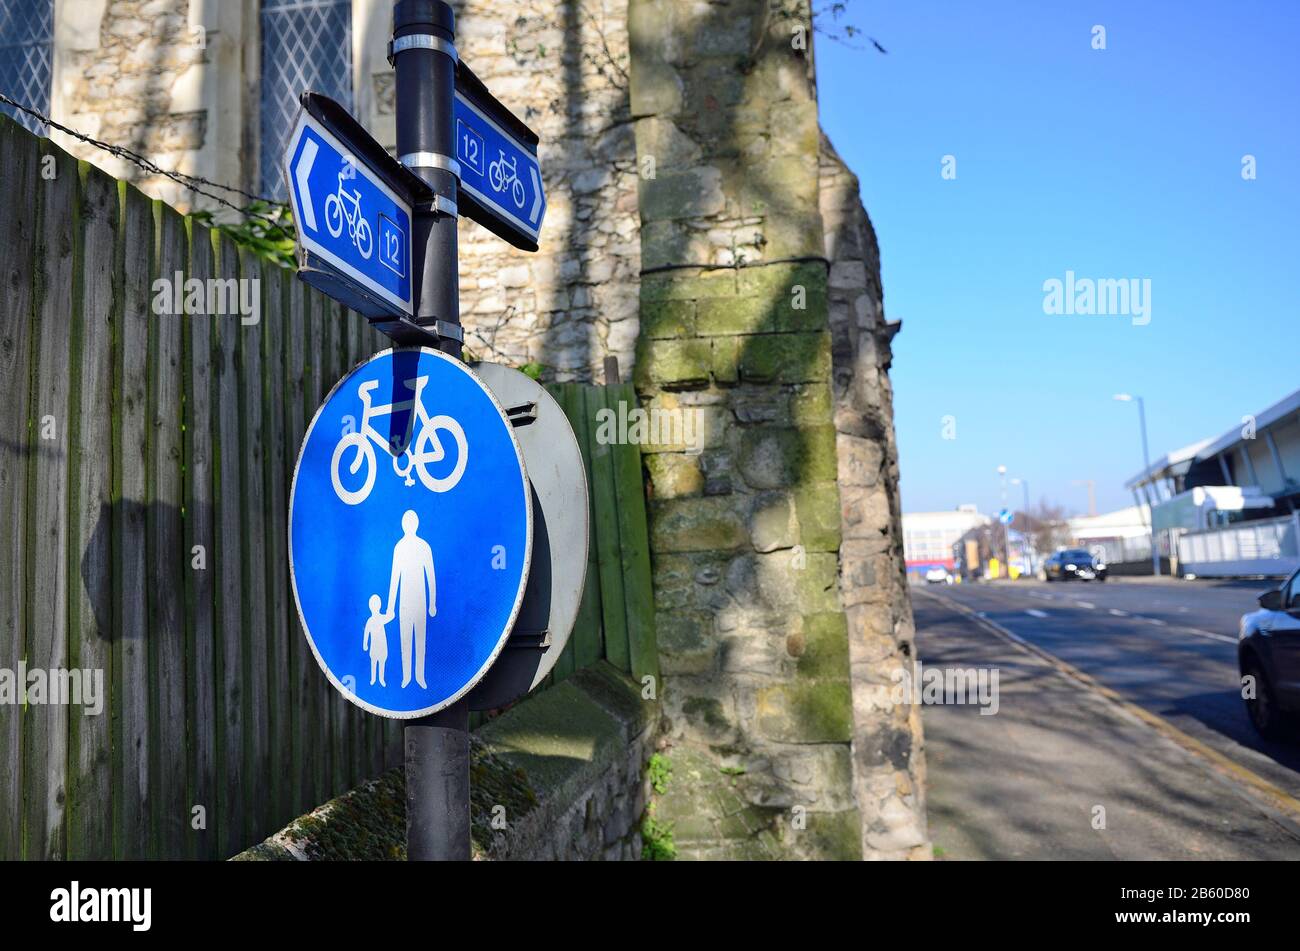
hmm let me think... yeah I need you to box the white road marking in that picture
[1109,609,1128,617]
[1146,618,1167,627]
[1074,601,1095,610]
[1025,609,1049,618]
[1181,627,1238,645]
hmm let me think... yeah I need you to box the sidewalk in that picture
[915,592,1300,860]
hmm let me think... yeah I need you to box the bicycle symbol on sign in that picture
[324,170,375,259]
[488,150,527,209]
[330,375,468,505]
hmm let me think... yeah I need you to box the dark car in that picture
[1238,568,1300,739]
[1043,549,1108,582]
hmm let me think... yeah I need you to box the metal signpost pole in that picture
[392,0,470,861]
[286,0,551,864]
[394,0,462,357]
[1136,396,1162,577]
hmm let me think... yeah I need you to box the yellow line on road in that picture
[918,589,1300,829]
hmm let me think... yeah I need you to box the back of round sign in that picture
[466,364,589,710]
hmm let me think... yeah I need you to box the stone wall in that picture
[627,0,863,860]
[52,0,250,213]
[328,0,647,383]
[820,135,928,859]
[236,662,655,861]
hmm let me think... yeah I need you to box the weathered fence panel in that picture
[68,161,117,860]
[116,180,153,859]
[0,114,38,862]
[184,217,217,861]
[26,139,77,861]
[0,115,656,859]
[151,201,188,859]
[261,261,292,827]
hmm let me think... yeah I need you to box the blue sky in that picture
[815,0,1300,517]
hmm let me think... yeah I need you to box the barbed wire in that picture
[0,91,292,238]
[0,92,545,364]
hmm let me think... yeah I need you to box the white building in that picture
[902,505,989,576]
[1126,386,1300,577]
[1067,504,1153,565]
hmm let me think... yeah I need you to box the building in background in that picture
[1126,386,1300,577]
[903,505,988,579]
[0,0,364,213]
[1067,503,1152,566]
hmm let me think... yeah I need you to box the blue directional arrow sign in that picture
[454,65,546,251]
[284,109,415,317]
[999,509,1014,525]
[289,348,532,718]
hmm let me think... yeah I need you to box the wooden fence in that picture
[0,115,656,860]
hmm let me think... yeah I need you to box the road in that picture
[915,577,1300,859]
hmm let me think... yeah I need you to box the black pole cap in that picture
[393,0,454,39]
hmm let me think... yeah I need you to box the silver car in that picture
[1238,567,1300,739]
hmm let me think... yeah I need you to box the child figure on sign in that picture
[363,595,392,687]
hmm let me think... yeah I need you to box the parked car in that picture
[1238,568,1300,739]
[1042,549,1108,582]
[924,566,952,585]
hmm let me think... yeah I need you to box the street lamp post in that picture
[1011,477,1030,572]
[1114,394,1161,577]
[997,465,1011,578]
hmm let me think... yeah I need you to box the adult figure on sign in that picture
[385,510,437,689]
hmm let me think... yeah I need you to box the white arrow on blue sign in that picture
[284,111,414,316]
[289,348,532,718]
[454,90,546,248]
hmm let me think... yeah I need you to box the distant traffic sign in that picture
[284,97,428,320]
[999,509,1014,525]
[453,64,546,251]
[289,348,532,718]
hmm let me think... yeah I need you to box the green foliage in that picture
[647,753,672,795]
[192,200,297,270]
[640,811,677,861]
[518,361,545,381]
[719,765,746,777]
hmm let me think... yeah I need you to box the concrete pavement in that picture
[915,582,1300,860]
[932,577,1300,797]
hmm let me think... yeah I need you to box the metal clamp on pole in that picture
[413,192,459,220]
[388,32,458,63]
[399,152,461,178]
[434,319,463,343]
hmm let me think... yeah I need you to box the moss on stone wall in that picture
[233,662,652,861]
[233,739,539,861]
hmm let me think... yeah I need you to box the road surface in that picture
[915,577,1300,860]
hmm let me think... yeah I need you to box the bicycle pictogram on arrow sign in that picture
[284,111,414,314]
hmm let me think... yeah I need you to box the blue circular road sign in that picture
[289,347,531,718]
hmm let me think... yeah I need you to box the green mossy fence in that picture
[0,115,655,860]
